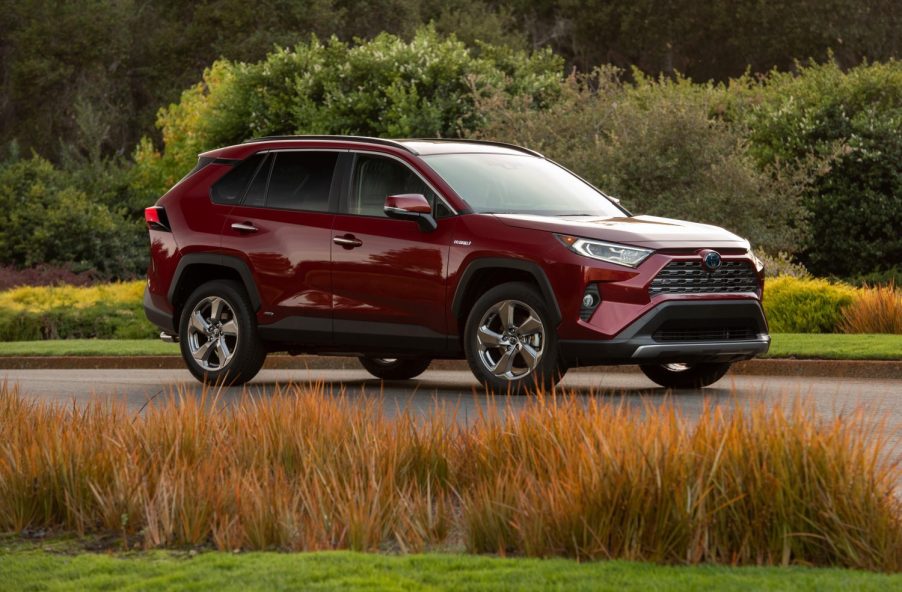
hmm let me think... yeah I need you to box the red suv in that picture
[144,136,769,393]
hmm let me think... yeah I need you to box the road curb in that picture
[0,356,899,379]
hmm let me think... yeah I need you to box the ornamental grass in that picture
[1,383,899,570]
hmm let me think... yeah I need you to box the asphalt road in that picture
[3,367,900,422]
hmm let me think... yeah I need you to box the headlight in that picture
[556,235,653,268]
[748,249,765,273]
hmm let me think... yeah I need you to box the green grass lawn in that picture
[0,334,898,360]
[2,547,900,592]
[0,338,179,356]
[762,333,902,360]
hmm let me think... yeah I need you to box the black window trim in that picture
[341,150,458,219]
[236,152,272,207]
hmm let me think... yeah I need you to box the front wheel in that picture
[358,356,431,380]
[639,362,731,389]
[464,282,564,395]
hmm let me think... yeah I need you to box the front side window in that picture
[422,153,625,217]
[349,154,443,217]
[265,151,338,212]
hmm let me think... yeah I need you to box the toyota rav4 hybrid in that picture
[143,135,770,393]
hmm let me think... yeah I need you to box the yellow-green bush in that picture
[0,281,154,340]
[763,277,857,333]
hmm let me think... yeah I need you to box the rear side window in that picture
[266,152,338,212]
[210,154,265,204]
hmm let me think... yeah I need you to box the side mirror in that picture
[384,194,437,232]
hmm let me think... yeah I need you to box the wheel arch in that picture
[451,258,562,329]
[169,254,261,324]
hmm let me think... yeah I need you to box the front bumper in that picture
[560,300,769,367]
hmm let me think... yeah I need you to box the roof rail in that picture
[242,135,417,154]
[404,138,543,157]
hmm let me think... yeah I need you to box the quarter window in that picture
[210,153,265,205]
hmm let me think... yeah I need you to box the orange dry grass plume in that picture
[840,282,902,334]
[0,382,900,571]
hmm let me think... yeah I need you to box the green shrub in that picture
[763,276,857,333]
[0,156,144,277]
[132,27,563,197]
[737,60,902,277]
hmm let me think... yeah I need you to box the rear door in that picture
[219,149,346,345]
[330,151,457,354]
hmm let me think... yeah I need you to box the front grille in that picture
[653,325,760,342]
[649,260,758,297]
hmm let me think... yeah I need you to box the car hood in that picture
[492,214,750,250]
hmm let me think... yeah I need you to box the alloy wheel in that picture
[475,299,545,380]
[186,296,239,371]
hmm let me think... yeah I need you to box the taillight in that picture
[145,206,170,231]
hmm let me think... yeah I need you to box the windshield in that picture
[422,153,625,217]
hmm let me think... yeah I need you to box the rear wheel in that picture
[464,282,564,395]
[639,362,731,389]
[358,356,431,380]
[179,280,266,385]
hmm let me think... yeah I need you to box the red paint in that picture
[386,194,432,213]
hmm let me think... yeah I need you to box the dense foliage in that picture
[473,69,811,253]
[2,1,897,160]
[0,155,142,277]
[474,61,902,275]
[739,61,902,277]
[132,28,561,196]
[0,12,898,279]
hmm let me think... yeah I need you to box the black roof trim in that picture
[404,138,543,157]
[242,135,417,154]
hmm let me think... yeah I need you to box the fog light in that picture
[580,284,601,321]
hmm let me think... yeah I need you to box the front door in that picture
[330,152,456,355]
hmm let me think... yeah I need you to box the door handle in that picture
[333,235,363,248]
[231,222,258,233]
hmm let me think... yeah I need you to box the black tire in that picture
[639,362,732,389]
[464,282,564,395]
[358,356,432,380]
[178,279,266,385]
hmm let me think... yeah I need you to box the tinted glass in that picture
[242,154,271,208]
[422,153,625,217]
[266,151,338,212]
[210,154,265,204]
[350,154,438,217]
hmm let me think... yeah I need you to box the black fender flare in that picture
[168,253,262,311]
[451,257,562,324]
